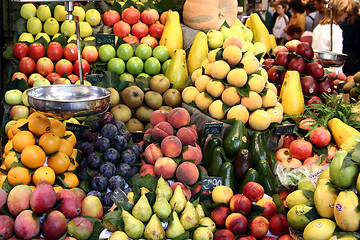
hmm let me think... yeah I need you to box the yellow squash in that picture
[328,118,360,148]
[249,13,271,53]
[165,49,188,89]
[187,32,208,75]
[159,11,183,57]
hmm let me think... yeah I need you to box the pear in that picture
[85,9,101,26]
[37,5,52,22]
[35,33,51,42]
[132,194,152,222]
[27,17,42,35]
[67,34,80,43]
[144,214,166,240]
[20,3,37,20]
[156,177,173,201]
[206,30,224,49]
[72,6,86,22]
[244,27,254,42]
[108,231,128,240]
[141,187,150,195]
[166,211,185,238]
[52,33,61,40]
[19,32,34,43]
[44,18,59,36]
[220,26,235,41]
[170,185,187,214]
[193,227,213,240]
[198,217,216,232]
[79,22,93,38]
[230,25,245,39]
[122,209,144,239]
[153,193,172,219]
[180,201,200,230]
[195,204,205,219]
[61,20,76,37]
[54,5,68,22]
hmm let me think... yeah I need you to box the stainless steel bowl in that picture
[27,85,111,119]
[314,50,348,68]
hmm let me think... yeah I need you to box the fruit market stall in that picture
[2,0,360,239]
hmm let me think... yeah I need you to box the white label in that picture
[308,163,330,188]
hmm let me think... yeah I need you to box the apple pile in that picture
[103,7,166,47]
[211,183,292,240]
[0,183,104,239]
[141,108,204,200]
[264,40,335,105]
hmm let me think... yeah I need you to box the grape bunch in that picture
[76,112,143,207]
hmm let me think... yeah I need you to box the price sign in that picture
[204,123,223,135]
[96,34,116,47]
[131,131,145,143]
[65,123,89,139]
[86,74,103,84]
[111,187,129,205]
[275,124,295,136]
[202,177,223,191]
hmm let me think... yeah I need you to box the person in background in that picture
[305,2,317,31]
[312,0,326,29]
[256,7,275,34]
[273,1,290,44]
[273,1,292,25]
[286,24,303,40]
[287,0,306,32]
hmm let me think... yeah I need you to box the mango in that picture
[287,204,312,230]
[314,179,339,218]
[330,150,359,189]
[14,209,40,240]
[297,177,315,191]
[334,190,360,231]
[7,184,32,216]
[329,234,358,239]
[285,189,313,209]
[303,218,336,240]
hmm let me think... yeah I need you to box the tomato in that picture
[19,57,36,74]
[47,42,64,61]
[28,42,45,60]
[12,43,29,60]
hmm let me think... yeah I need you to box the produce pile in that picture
[3,0,360,239]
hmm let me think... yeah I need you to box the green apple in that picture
[61,20,76,37]
[54,5,68,22]
[37,4,52,22]
[67,34,80,43]
[18,32,34,43]
[152,45,169,62]
[220,26,235,41]
[206,30,224,49]
[22,89,30,107]
[98,44,116,62]
[85,9,101,26]
[72,6,86,22]
[119,73,134,82]
[27,17,42,35]
[35,32,51,42]
[144,57,161,75]
[44,18,59,36]
[117,43,134,61]
[107,58,125,75]
[52,33,61,40]
[33,78,51,87]
[162,59,171,74]
[5,120,16,135]
[79,21,92,38]
[5,89,23,105]
[20,3,37,20]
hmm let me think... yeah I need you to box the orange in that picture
[12,130,36,152]
[63,172,79,188]
[4,140,14,155]
[4,151,19,169]
[27,111,43,121]
[63,130,77,147]
[59,138,73,157]
[38,133,61,155]
[32,166,56,185]
[10,118,29,136]
[7,129,14,140]
[7,167,32,186]
[0,163,5,170]
[29,185,36,191]
[49,119,66,137]
[47,152,71,174]
[53,185,63,193]
[28,114,51,136]
[21,145,46,169]
[0,172,6,187]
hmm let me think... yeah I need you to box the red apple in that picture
[309,126,331,148]
[19,57,36,74]
[275,148,292,162]
[283,134,297,148]
[113,21,131,38]
[36,57,54,76]
[288,57,306,73]
[285,39,301,52]
[103,10,121,27]
[74,59,91,76]
[249,216,269,239]
[289,138,313,160]
[274,46,289,55]
[306,61,324,79]
[28,42,45,60]
[64,43,78,62]
[46,72,61,83]
[12,72,28,82]
[306,95,322,107]
[55,59,73,77]
[68,74,80,84]
[275,52,290,67]
[295,42,314,60]
[269,214,289,236]
[279,71,287,85]
[149,21,165,39]
[318,76,334,96]
[82,46,98,63]
[301,75,319,95]
[53,78,71,85]
[267,66,281,82]
[28,73,43,86]
[262,58,275,71]
[47,42,64,61]
[12,42,28,60]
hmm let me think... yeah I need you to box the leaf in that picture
[56,175,69,188]
[89,220,105,240]
[304,207,321,221]
[145,191,156,206]
[325,181,350,191]
[255,53,264,62]
[301,189,314,200]
[54,198,64,210]
[173,231,190,240]
[118,201,134,212]
[136,76,151,91]
[341,152,358,169]
[2,46,14,60]
[1,178,12,193]
[79,180,92,193]
[1,199,14,219]
[275,66,287,72]
[236,62,244,68]
[18,122,29,131]
[51,33,68,47]
[236,84,250,97]
[246,204,265,222]
[133,174,157,202]
[103,210,124,231]
[222,21,230,28]
[5,78,29,92]
[215,48,224,61]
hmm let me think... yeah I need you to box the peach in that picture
[30,182,57,214]
[152,122,174,142]
[225,213,248,236]
[214,229,234,240]
[0,215,14,239]
[182,145,202,165]
[176,126,197,146]
[154,157,178,179]
[211,206,230,227]
[274,46,288,56]
[41,210,67,240]
[285,40,301,52]
[191,184,202,197]
[249,216,269,239]
[139,164,156,178]
[7,184,32,216]
[167,108,190,129]
[269,213,289,236]
[229,194,251,215]
[0,188,8,214]
[242,182,265,202]
[80,196,103,219]
[256,198,277,220]
[170,182,191,200]
[144,143,163,164]
[223,36,243,50]
[278,234,293,240]
[14,210,40,240]
[143,128,153,145]
[161,135,182,158]
[56,189,81,219]
[67,217,93,240]
[150,109,168,127]
[176,161,199,185]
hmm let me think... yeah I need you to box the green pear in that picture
[20,3,37,20]
[220,26,235,41]
[79,22,93,38]
[170,185,187,214]
[27,17,42,35]
[44,18,59,36]
[132,194,152,222]
[206,30,224,49]
[54,5,68,22]
[153,193,172,219]
[73,6,86,21]
[166,211,185,238]
[37,5,52,22]
[35,33,51,42]
[195,204,205,219]
[230,25,245,39]
[61,20,76,37]
[122,209,144,239]
[243,27,254,42]
[198,217,216,232]
[85,9,101,26]
[180,201,200,230]
[193,227,213,240]
[108,231,128,240]
[144,214,165,240]
[242,40,254,52]
[156,177,173,201]
[18,32,34,43]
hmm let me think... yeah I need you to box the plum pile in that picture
[76,112,143,207]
